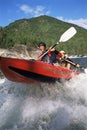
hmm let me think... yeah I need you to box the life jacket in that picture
[48,51,57,64]
[38,50,50,62]
[38,50,63,64]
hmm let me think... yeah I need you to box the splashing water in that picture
[0,69,87,130]
[0,53,87,130]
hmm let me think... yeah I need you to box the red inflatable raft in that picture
[0,56,80,84]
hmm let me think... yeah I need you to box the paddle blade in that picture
[59,27,77,43]
[84,68,87,73]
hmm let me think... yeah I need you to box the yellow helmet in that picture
[60,50,66,54]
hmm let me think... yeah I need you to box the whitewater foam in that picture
[0,71,87,130]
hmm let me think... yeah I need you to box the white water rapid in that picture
[0,71,87,130]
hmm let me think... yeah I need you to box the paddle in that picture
[63,58,80,68]
[38,27,77,60]
[63,58,87,73]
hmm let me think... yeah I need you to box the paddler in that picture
[38,42,62,64]
[38,42,80,69]
[59,50,80,69]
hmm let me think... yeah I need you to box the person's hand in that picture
[76,64,80,68]
[49,47,55,51]
[64,54,68,59]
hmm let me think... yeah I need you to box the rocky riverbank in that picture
[0,45,41,78]
[0,45,40,59]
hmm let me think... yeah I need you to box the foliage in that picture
[0,15,87,55]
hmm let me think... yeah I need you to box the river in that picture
[0,57,87,130]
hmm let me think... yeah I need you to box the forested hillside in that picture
[0,15,87,55]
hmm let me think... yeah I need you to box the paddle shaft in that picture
[63,58,77,66]
[63,58,84,69]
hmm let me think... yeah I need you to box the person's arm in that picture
[49,47,55,52]
[65,57,80,68]
[38,51,44,61]
[57,51,63,59]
